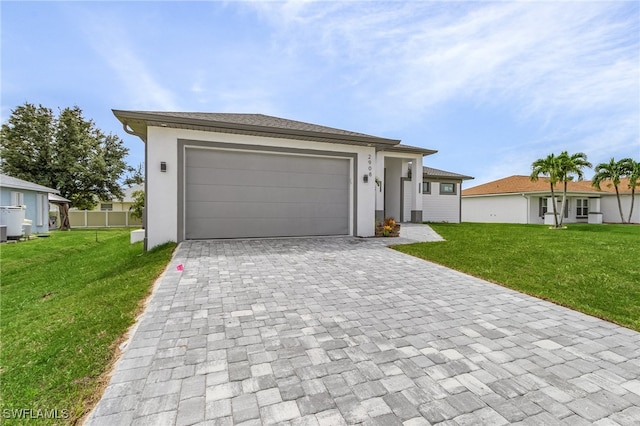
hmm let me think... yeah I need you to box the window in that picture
[540,198,569,218]
[439,183,456,195]
[539,198,548,217]
[576,199,588,218]
[11,191,24,206]
[422,181,431,194]
[100,203,113,211]
[36,193,46,226]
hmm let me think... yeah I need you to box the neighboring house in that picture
[113,110,471,249]
[462,175,639,224]
[70,184,143,212]
[0,174,59,234]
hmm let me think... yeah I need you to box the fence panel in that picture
[66,210,142,228]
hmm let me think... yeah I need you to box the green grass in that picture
[393,223,640,332]
[0,229,176,424]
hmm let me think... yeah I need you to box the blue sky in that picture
[2,1,639,186]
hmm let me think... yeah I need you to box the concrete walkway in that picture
[87,231,640,425]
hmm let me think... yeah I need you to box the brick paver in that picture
[87,226,640,425]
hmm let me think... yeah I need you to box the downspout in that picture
[459,184,462,223]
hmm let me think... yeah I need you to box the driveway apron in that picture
[86,234,640,425]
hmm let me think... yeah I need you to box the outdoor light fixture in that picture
[160,162,167,172]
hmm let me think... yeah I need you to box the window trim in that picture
[439,182,456,195]
[100,203,113,211]
[576,198,588,218]
[11,191,24,206]
[539,198,548,217]
[36,193,46,226]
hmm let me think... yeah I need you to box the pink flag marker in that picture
[177,264,184,271]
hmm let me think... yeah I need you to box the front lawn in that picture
[394,223,640,332]
[0,229,176,424]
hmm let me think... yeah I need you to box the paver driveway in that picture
[87,235,640,425]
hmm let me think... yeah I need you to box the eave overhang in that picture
[112,110,403,149]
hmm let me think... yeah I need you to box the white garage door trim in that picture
[177,139,357,241]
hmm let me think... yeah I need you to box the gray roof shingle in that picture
[113,110,402,147]
[422,166,474,180]
[0,174,59,193]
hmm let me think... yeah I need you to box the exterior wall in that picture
[601,194,640,224]
[402,180,412,222]
[146,126,377,249]
[383,158,404,222]
[422,181,463,223]
[72,201,133,212]
[0,188,12,206]
[96,201,133,212]
[463,194,640,224]
[0,187,49,233]
[462,194,528,223]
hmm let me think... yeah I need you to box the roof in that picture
[423,166,474,181]
[112,110,403,149]
[383,143,437,156]
[48,193,70,204]
[121,184,143,203]
[462,175,634,196]
[0,174,59,194]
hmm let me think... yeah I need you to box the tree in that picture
[0,104,56,187]
[592,158,628,223]
[556,151,592,227]
[123,163,144,187]
[620,158,639,223]
[531,153,561,228]
[129,189,145,223]
[0,103,130,215]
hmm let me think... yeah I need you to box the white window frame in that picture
[11,191,24,206]
[36,193,46,226]
[576,198,588,218]
[100,203,113,211]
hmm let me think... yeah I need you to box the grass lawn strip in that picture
[0,229,176,424]
[393,223,640,332]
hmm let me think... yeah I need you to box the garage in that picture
[184,147,351,239]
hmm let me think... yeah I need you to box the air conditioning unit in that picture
[23,219,32,239]
[0,206,26,239]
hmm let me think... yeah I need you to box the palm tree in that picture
[531,153,561,228]
[620,158,639,223]
[557,151,592,227]
[592,158,627,223]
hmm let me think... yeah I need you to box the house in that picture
[113,111,471,249]
[0,174,59,234]
[461,175,639,224]
[71,184,144,212]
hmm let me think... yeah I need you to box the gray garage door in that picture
[185,148,351,239]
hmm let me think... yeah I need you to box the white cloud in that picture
[77,11,179,111]
[244,1,639,182]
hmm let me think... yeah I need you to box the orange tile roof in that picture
[462,175,634,196]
